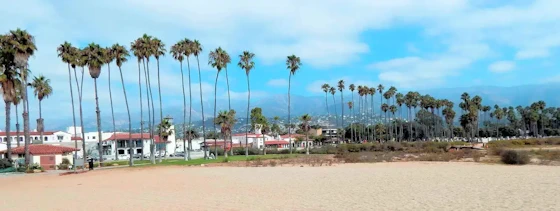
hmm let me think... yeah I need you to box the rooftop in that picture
[0,144,79,155]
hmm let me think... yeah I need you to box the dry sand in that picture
[1,162,559,211]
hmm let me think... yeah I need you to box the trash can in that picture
[87,157,94,170]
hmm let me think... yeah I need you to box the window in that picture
[57,135,63,141]
[118,149,125,155]
[19,137,23,142]
[45,137,48,141]
[92,136,96,140]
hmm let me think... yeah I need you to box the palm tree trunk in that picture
[341,90,344,133]
[213,71,219,159]
[371,95,375,142]
[245,74,250,157]
[351,92,354,142]
[325,92,330,124]
[74,67,87,165]
[93,78,104,166]
[288,74,292,154]
[137,60,144,160]
[180,60,187,161]
[156,59,164,163]
[187,57,193,161]
[225,67,233,156]
[39,99,43,144]
[408,107,412,142]
[118,66,133,167]
[196,56,207,159]
[332,95,338,128]
[67,64,78,171]
[108,65,118,161]
[15,103,20,147]
[364,96,368,141]
[358,96,362,142]
[5,101,11,160]
[143,59,155,164]
[306,133,309,155]
[22,65,30,166]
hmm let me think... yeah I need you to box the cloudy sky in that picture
[1,0,559,126]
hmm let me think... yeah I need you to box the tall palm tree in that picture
[14,86,22,147]
[191,40,207,159]
[389,105,397,140]
[182,39,194,161]
[381,103,389,141]
[208,47,229,158]
[30,75,52,144]
[138,34,156,164]
[329,86,338,128]
[83,43,106,165]
[130,38,145,160]
[1,34,18,159]
[71,47,88,163]
[151,38,166,162]
[300,114,312,154]
[171,40,187,160]
[349,84,355,142]
[377,84,384,140]
[321,84,330,122]
[404,92,414,141]
[356,85,363,141]
[369,87,376,141]
[442,105,456,138]
[337,80,345,130]
[7,29,37,166]
[286,55,301,154]
[396,93,404,141]
[112,44,132,166]
[238,51,255,157]
[104,47,118,160]
[347,101,353,142]
[57,42,78,167]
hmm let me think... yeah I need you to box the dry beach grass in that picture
[1,162,560,211]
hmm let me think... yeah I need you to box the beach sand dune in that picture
[1,162,559,211]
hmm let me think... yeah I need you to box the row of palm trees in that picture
[1,29,54,165]
[321,80,554,142]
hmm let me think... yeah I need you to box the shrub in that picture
[0,158,13,169]
[269,160,277,167]
[500,150,530,165]
[384,142,403,151]
[61,158,71,165]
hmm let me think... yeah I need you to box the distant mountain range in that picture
[4,83,560,132]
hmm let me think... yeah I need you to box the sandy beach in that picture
[1,162,559,211]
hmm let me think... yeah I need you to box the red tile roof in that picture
[104,133,166,143]
[231,133,263,137]
[71,137,83,141]
[204,141,249,148]
[265,140,289,145]
[0,131,56,136]
[0,144,79,155]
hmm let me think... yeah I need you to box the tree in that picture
[300,114,312,155]
[1,34,18,159]
[156,118,174,159]
[238,51,255,157]
[171,40,188,161]
[208,47,230,158]
[381,103,388,141]
[71,47,88,164]
[214,109,237,158]
[377,84,385,140]
[396,93,404,141]
[13,86,21,147]
[104,46,117,160]
[57,41,78,168]
[338,80,345,130]
[130,38,146,160]
[369,87,376,141]
[330,86,338,127]
[404,92,414,141]
[442,105,456,138]
[30,75,52,144]
[183,39,194,161]
[7,29,37,166]
[83,42,106,165]
[286,55,301,154]
[389,105,397,141]
[111,44,132,166]
[151,38,166,163]
[191,40,207,159]
[349,84,355,142]
[321,84,330,121]
[250,107,268,155]
[347,101,353,142]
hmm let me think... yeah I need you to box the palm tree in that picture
[369,87,376,141]
[347,101,353,142]
[171,40,187,161]
[71,47,88,163]
[191,40,207,159]
[396,93,404,141]
[208,47,228,158]
[349,84,355,142]
[140,34,156,164]
[321,84,330,121]
[1,35,18,159]
[300,114,312,155]
[381,103,388,141]
[30,75,52,144]
[7,29,37,166]
[83,43,106,165]
[377,84,384,140]
[151,38,166,162]
[104,47,118,160]
[14,86,22,147]
[404,92,414,141]
[130,38,146,160]
[329,87,338,128]
[286,55,301,154]
[112,44,132,166]
[156,118,174,159]
[57,42,78,167]
[238,51,255,157]
[389,105,397,140]
[182,39,194,161]
[214,110,237,158]
[442,105,456,138]
[338,80,345,130]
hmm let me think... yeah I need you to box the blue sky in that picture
[1,0,560,125]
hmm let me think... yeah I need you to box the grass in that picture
[98,154,300,168]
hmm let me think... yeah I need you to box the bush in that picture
[0,158,13,169]
[500,150,530,165]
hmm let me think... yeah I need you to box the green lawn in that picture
[101,154,299,167]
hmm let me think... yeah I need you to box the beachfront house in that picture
[0,145,79,170]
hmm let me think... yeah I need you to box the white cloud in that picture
[267,79,288,87]
[515,49,549,59]
[489,61,516,73]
